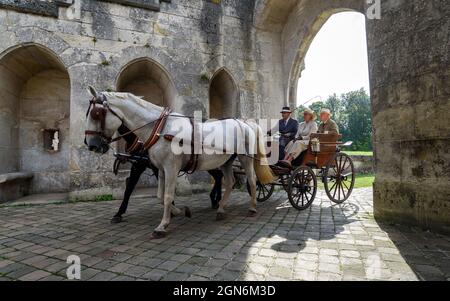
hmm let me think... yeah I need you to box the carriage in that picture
[242,133,356,210]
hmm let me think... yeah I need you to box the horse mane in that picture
[103,92,163,111]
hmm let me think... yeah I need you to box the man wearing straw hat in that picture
[318,108,339,135]
[279,108,318,168]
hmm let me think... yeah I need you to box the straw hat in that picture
[320,108,332,116]
[303,108,316,120]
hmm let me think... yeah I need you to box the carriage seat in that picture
[0,172,33,203]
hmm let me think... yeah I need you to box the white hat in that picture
[320,108,332,116]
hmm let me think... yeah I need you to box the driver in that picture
[276,107,299,161]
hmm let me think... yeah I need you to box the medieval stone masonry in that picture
[0,0,449,233]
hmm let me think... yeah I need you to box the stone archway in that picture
[116,58,177,108]
[287,9,366,106]
[0,44,71,194]
[209,68,239,119]
[254,0,450,233]
[294,10,369,106]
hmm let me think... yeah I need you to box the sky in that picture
[297,12,370,106]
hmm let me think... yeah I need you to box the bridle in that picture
[84,93,172,151]
[84,94,124,144]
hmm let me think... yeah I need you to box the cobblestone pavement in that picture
[0,188,449,281]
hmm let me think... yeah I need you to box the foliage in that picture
[298,88,372,151]
[94,194,114,202]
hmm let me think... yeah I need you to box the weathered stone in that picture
[0,0,448,234]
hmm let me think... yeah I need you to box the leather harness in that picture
[85,94,199,174]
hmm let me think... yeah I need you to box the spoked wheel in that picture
[246,181,275,203]
[324,153,355,204]
[288,166,317,210]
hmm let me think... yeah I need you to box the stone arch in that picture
[209,68,239,119]
[0,43,71,194]
[253,0,365,106]
[287,8,366,105]
[116,58,178,109]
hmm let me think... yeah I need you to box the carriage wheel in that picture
[246,181,275,203]
[288,166,317,211]
[324,153,355,204]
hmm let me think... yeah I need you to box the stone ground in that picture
[0,188,449,281]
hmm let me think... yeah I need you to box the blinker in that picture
[90,106,107,121]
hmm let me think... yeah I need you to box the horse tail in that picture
[253,125,275,185]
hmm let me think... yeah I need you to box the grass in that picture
[344,151,373,156]
[353,174,375,189]
[318,173,375,189]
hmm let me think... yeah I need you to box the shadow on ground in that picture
[377,223,450,281]
[0,188,449,281]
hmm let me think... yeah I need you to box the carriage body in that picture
[248,133,356,211]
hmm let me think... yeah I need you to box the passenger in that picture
[279,108,318,168]
[318,108,339,135]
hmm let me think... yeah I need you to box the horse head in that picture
[84,86,123,154]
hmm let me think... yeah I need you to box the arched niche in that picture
[209,69,239,119]
[116,58,177,108]
[0,44,71,193]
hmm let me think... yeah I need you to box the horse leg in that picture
[153,164,179,238]
[111,163,146,224]
[216,162,234,221]
[239,156,258,217]
[157,169,165,203]
[157,169,184,218]
[208,170,223,209]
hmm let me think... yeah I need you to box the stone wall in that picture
[351,155,374,175]
[0,44,71,194]
[0,0,449,234]
[19,69,70,193]
[367,0,450,234]
[0,0,262,200]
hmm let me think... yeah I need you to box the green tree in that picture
[324,94,346,134]
[341,88,372,151]
[293,104,307,122]
[309,101,325,118]
[304,88,372,151]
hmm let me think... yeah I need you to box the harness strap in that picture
[143,107,172,151]
[182,118,199,174]
[126,137,144,154]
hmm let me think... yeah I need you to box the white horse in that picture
[84,86,274,238]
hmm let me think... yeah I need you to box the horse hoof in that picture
[111,216,122,224]
[247,210,257,217]
[151,231,167,239]
[184,207,192,218]
[216,212,226,221]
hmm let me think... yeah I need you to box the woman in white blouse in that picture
[279,108,318,168]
